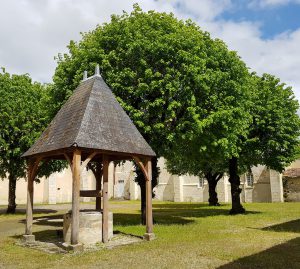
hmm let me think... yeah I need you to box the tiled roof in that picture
[23,75,155,158]
[283,168,300,178]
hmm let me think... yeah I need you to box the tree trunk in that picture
[228,157,245,214]
[7,174,17,214]
[208,179,219,206]
[205,172,222,206]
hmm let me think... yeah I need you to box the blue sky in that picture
[0,0,299,100]
[220,1,300,39]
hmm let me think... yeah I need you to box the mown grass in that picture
[1,201,300,269]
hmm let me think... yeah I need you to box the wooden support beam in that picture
[71,149,81,245]
[63,153,72,167]
[25,157,42,237]
[102,155,109,243]
[96,163,102,211]
[81,152,97,172]
[133,156,148,180]
[145,158,154,239]
[80,190,102,197]
[25,160,34,235]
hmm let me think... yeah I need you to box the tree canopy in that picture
[52,5,299,215]
[53,5,217,158]
[0,69,64,213]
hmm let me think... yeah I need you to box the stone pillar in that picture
[174,175,183,202]
[270,169,284,202]
[129,175,139,200]
[80,168,89,203]
[224,175,230,203]
[48,176,57,204]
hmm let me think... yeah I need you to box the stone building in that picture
[0,157,286,205]
[282,159,300,201]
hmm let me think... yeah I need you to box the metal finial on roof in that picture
[95,64,101,77]
[83,71,88,80]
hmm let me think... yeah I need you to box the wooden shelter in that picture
[22,66,156,246]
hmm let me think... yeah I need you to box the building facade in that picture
[0,158,285,205]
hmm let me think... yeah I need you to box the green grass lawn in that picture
[1,201,300,269]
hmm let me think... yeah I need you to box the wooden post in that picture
[102,155,109,243]
[25,160,34,236]
[96,163,102,211]
[71,149,81,245]
[144,158,154,240]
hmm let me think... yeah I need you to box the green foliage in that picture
[165,37,252,178]
[0,70,65,181]
[243,73,300,172]
[52,5,222,157]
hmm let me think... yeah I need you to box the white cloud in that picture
[199,19,300,100]
[0,0,299,102]
[168,0,232,21]
[0,0,162,82]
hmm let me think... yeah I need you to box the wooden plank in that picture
[145,159,153,234]
[71,149,81,245]
[25,160,34,235]
[102,155,109,243]
[80,190,102,197]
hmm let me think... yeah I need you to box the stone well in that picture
[63,210,113,245]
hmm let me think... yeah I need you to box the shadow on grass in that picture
[14,204,261,228]
[114,205,261,226]
[18,214,64,228]
[261,219,300,233]
[0,208,57,216]
[217,237,300,269]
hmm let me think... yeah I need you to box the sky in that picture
[0,0,300,100]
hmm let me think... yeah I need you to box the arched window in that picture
[199,177,205,188]
[246,172,254,187]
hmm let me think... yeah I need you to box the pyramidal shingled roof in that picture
[23,73,155,158]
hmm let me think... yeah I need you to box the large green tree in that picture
[165,32,253,213]
[243,73,300,173]
[52,5,231,222]
[0,69,64,213]
[166,71,300,213]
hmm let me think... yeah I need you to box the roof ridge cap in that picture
[73,78,97,146]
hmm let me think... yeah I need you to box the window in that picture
[199,177,205,187]
[246,172,254,187]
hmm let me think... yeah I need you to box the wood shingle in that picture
[23,74,155,158]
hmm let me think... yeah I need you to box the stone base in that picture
[143,233,155,241]
[22,234,35,242]
[63,210,113,245]
[62,242,84,252]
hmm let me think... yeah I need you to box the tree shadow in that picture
[0,208,57,216]
[217,237,300,269]
[153,203,214,209]
[261,219,300,233]
[114,205,261,226]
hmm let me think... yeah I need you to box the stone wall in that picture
[283,177,300,201]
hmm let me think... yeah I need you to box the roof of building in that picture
[23,71,155,158]
[283,168,300,178]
